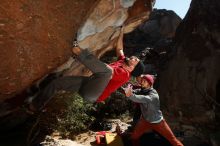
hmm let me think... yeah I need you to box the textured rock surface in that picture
[123,9,181,74]
[0,0,98,101]
[158,0,220,126]
[0,0,153,104]
[62,0,153,76]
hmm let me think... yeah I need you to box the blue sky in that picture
[154,0,192,18]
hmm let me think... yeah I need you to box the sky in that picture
[154,0,192,18]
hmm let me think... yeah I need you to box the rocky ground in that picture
[39,117,213,146]
[0,114,217,146]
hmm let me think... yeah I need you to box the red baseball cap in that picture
[142,74,154,85]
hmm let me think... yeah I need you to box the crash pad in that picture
[105,133,123,146]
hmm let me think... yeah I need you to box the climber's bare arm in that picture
[115,26,125,57]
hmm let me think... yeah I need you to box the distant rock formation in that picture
[158,0,220,126]
[123,9,181,74]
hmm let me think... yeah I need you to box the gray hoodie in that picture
[129,87,163,123]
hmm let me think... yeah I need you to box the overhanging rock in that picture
[0,0,154,113]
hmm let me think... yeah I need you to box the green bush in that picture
[40,90,134,137]
[59,94,95,134]
[41,93,95,137]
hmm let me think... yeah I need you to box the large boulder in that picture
[0,0,98,102]
[0,0,154,109]
[158,0,220,126]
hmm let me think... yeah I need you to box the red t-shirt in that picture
[96,55,130,102]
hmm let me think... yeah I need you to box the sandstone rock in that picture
[0,0,98,102]
[0,0,153,111]
[62,0,153,76]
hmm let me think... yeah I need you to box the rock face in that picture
[123,9,181,73]
[158,0,220,125]
[125,9,181,50]
[0,0,98,102]
[0,0,153,106]
[62,0,153,76]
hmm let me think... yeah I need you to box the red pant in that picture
[131,118,184,146]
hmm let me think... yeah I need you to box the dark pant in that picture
[32,49,112,110]
[132,104,141,126]
[132,118,184,146]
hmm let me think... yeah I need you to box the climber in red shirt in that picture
[28,26,145,112]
